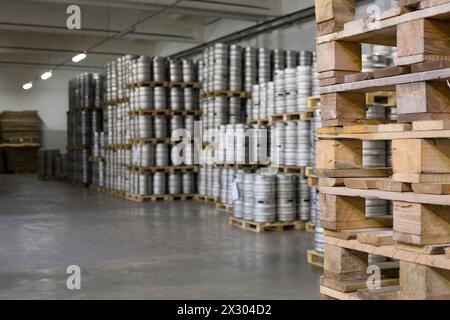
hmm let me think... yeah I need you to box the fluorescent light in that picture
[22,82,33,90]
[41,71,52,80]
[72,53,86,63]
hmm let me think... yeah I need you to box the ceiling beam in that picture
[25,0,277,21]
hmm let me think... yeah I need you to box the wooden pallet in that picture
[321,235,450,300]
[279,165,307,176]
[127,81,169,89]
[103,97,129,107]
[305,222,316,233]
[127,165,198,173]
[195,194,219,204]
[270,111,313,123]
[247,119,270,125]
[164,194,195,201]
[307,96,321,109]
[169,82,201,89]
[228,216,305,233]
[307,249,324,268]
[216,202,233,213]
[214,163,266,170]
[88,156,105,162]
[201,90,249,99]
[128,109,200,117]
[2,137,39,144]
[102,144,131,150]
[128,138,172,145]
[315,0,450,124]
[125,193,165,202]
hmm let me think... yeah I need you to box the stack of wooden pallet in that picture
[0,111,40,173]
[0,111,40,143]
[314,0,450,300]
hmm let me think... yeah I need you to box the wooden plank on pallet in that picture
[446,247,450,259]
[356,286,402,300]
[357,230,395,246]
[318,177,345,187]
[319,186,450,206]
[320,276,399,293]
[344,177,386,189]
[412,182,450,194]
[321,216,393,230]
[373,65,411,79]
[324,236,450,270]
[325,228,392,240]
[412,120,450,131]
[317,129,450,140]
[377,179,412,192]
[378,123,411,132]
[320,285,361,300]
[344,71,374,82]
[342,124,379,133]
[411,60,450,73]
[393,172,450,183]
[396,242,450,255]
[320,68,450,94]
[316,168,391,178]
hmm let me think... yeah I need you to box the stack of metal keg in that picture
[227,170,310,224]
[86,54,201,197]
[67,72,104,185]
[38,149,63,180]
[250,51,315,121]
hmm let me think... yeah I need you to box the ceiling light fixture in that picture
[72,52,86,63]
[41,71,52,80]
[22,82,33,90]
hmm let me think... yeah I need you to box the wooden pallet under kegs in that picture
[229,216,305,233]
[194,194,219,204]
[125,193,165,202]
[216,202,233,213]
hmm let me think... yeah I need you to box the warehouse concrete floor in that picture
[0,174,323,299]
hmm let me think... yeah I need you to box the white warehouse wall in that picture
[0,66,84,150]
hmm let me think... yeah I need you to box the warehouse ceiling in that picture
[0,0,281,73]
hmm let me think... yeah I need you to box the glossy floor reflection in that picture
[0,174,323,299]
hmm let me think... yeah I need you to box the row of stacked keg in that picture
[38,149,67,181]
[105,55,198,103]
[99,55,201,197]
[204,121,314,167]
[201,97,244,131]
[249,52,320,120]
[67,73,104,184]
[200,44,317,93]
[200,168,310,223]
[100,147,197,195]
